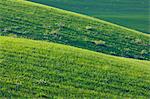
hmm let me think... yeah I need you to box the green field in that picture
[0,0,149,60]
[0,36,150,98]
[29,0,150,34]
[0,0,150,98]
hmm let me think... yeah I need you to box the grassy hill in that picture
[0,36,150,98]
[29,0,150,34]
[0,0,149,60]
[0,0,150,98]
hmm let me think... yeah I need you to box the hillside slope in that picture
[29,0,150,33]
[0,36,150,98]
[0,0,150,60]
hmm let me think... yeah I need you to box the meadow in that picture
[0,0,150,98]
[29,0,150,34]
[0,0,149,60]
[0,36,150,98]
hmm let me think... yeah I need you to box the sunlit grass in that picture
[0,36,150,98]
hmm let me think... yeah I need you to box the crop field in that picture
[29,0,150,34]
[0,36,150,98]
[0,0,150,60]
[0,0,150,98]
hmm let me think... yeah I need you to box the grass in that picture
[0,36,150,98]
[29,0,150,34]
[0,0,149,60]
[0,0,150,98]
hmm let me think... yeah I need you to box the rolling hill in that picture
[0,0,150,60]
[0,36,150,98]
[29,0,150,34]
[0,0,150,98]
